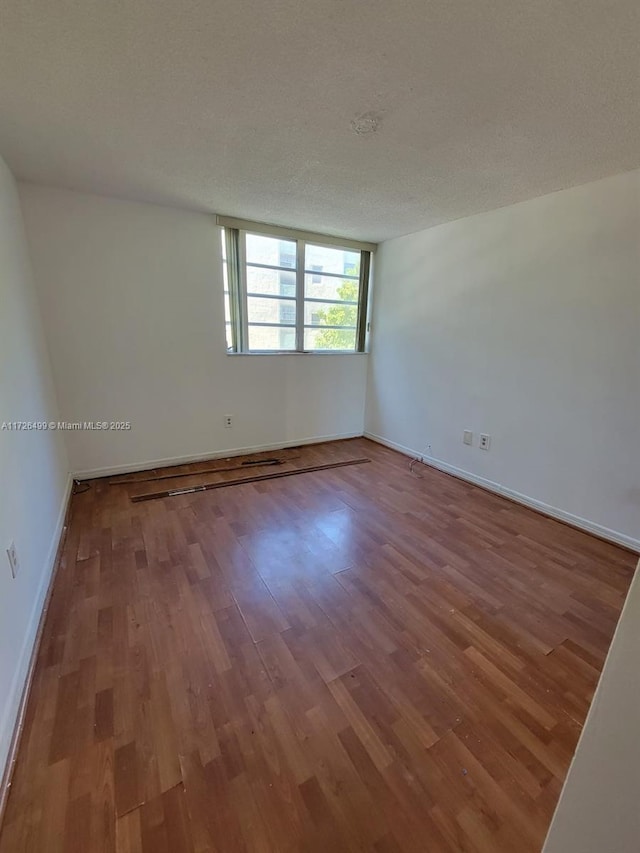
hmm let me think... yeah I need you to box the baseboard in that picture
[73,432,363,480]
[0,472,74,826]
[364,431,640,553]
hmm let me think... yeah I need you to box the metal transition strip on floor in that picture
[130,457,371,503]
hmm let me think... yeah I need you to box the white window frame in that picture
[217,216,375,355]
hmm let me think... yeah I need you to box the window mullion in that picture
[295,239,305,352]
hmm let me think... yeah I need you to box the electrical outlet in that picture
[224,415,233,428]
[463,430,473,446]
[479,433,491,451]
[7,541,19,578]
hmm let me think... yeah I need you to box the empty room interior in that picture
[1,2,639,851]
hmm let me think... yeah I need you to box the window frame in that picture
[218,216,375,355]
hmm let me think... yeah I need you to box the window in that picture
[218,217,374,353]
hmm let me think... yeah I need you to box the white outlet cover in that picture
[479,433,491,450]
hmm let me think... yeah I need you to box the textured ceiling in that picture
[1,0,638,241]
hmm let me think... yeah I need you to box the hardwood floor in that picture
[0,438,636,852]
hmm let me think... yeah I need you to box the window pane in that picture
[221,231,233,350]
[305,327,357,351]
[247,266,296,298]
[304,300,357,328]
[248,325,296,351]
[304,244,360,277]
[305,273,359,302]
[223,291,234,349]
[246,234,296,269]
[248,296,296,326]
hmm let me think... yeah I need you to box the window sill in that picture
[225,350,368,356]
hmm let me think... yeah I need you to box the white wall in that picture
[365,170,640,548]
[543,558,640,853]
[19,185,369,477]
[0,157,69,777]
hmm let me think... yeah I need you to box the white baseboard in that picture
[73,432,363,480]
[364,431,640,553]
[0,472,73,814]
